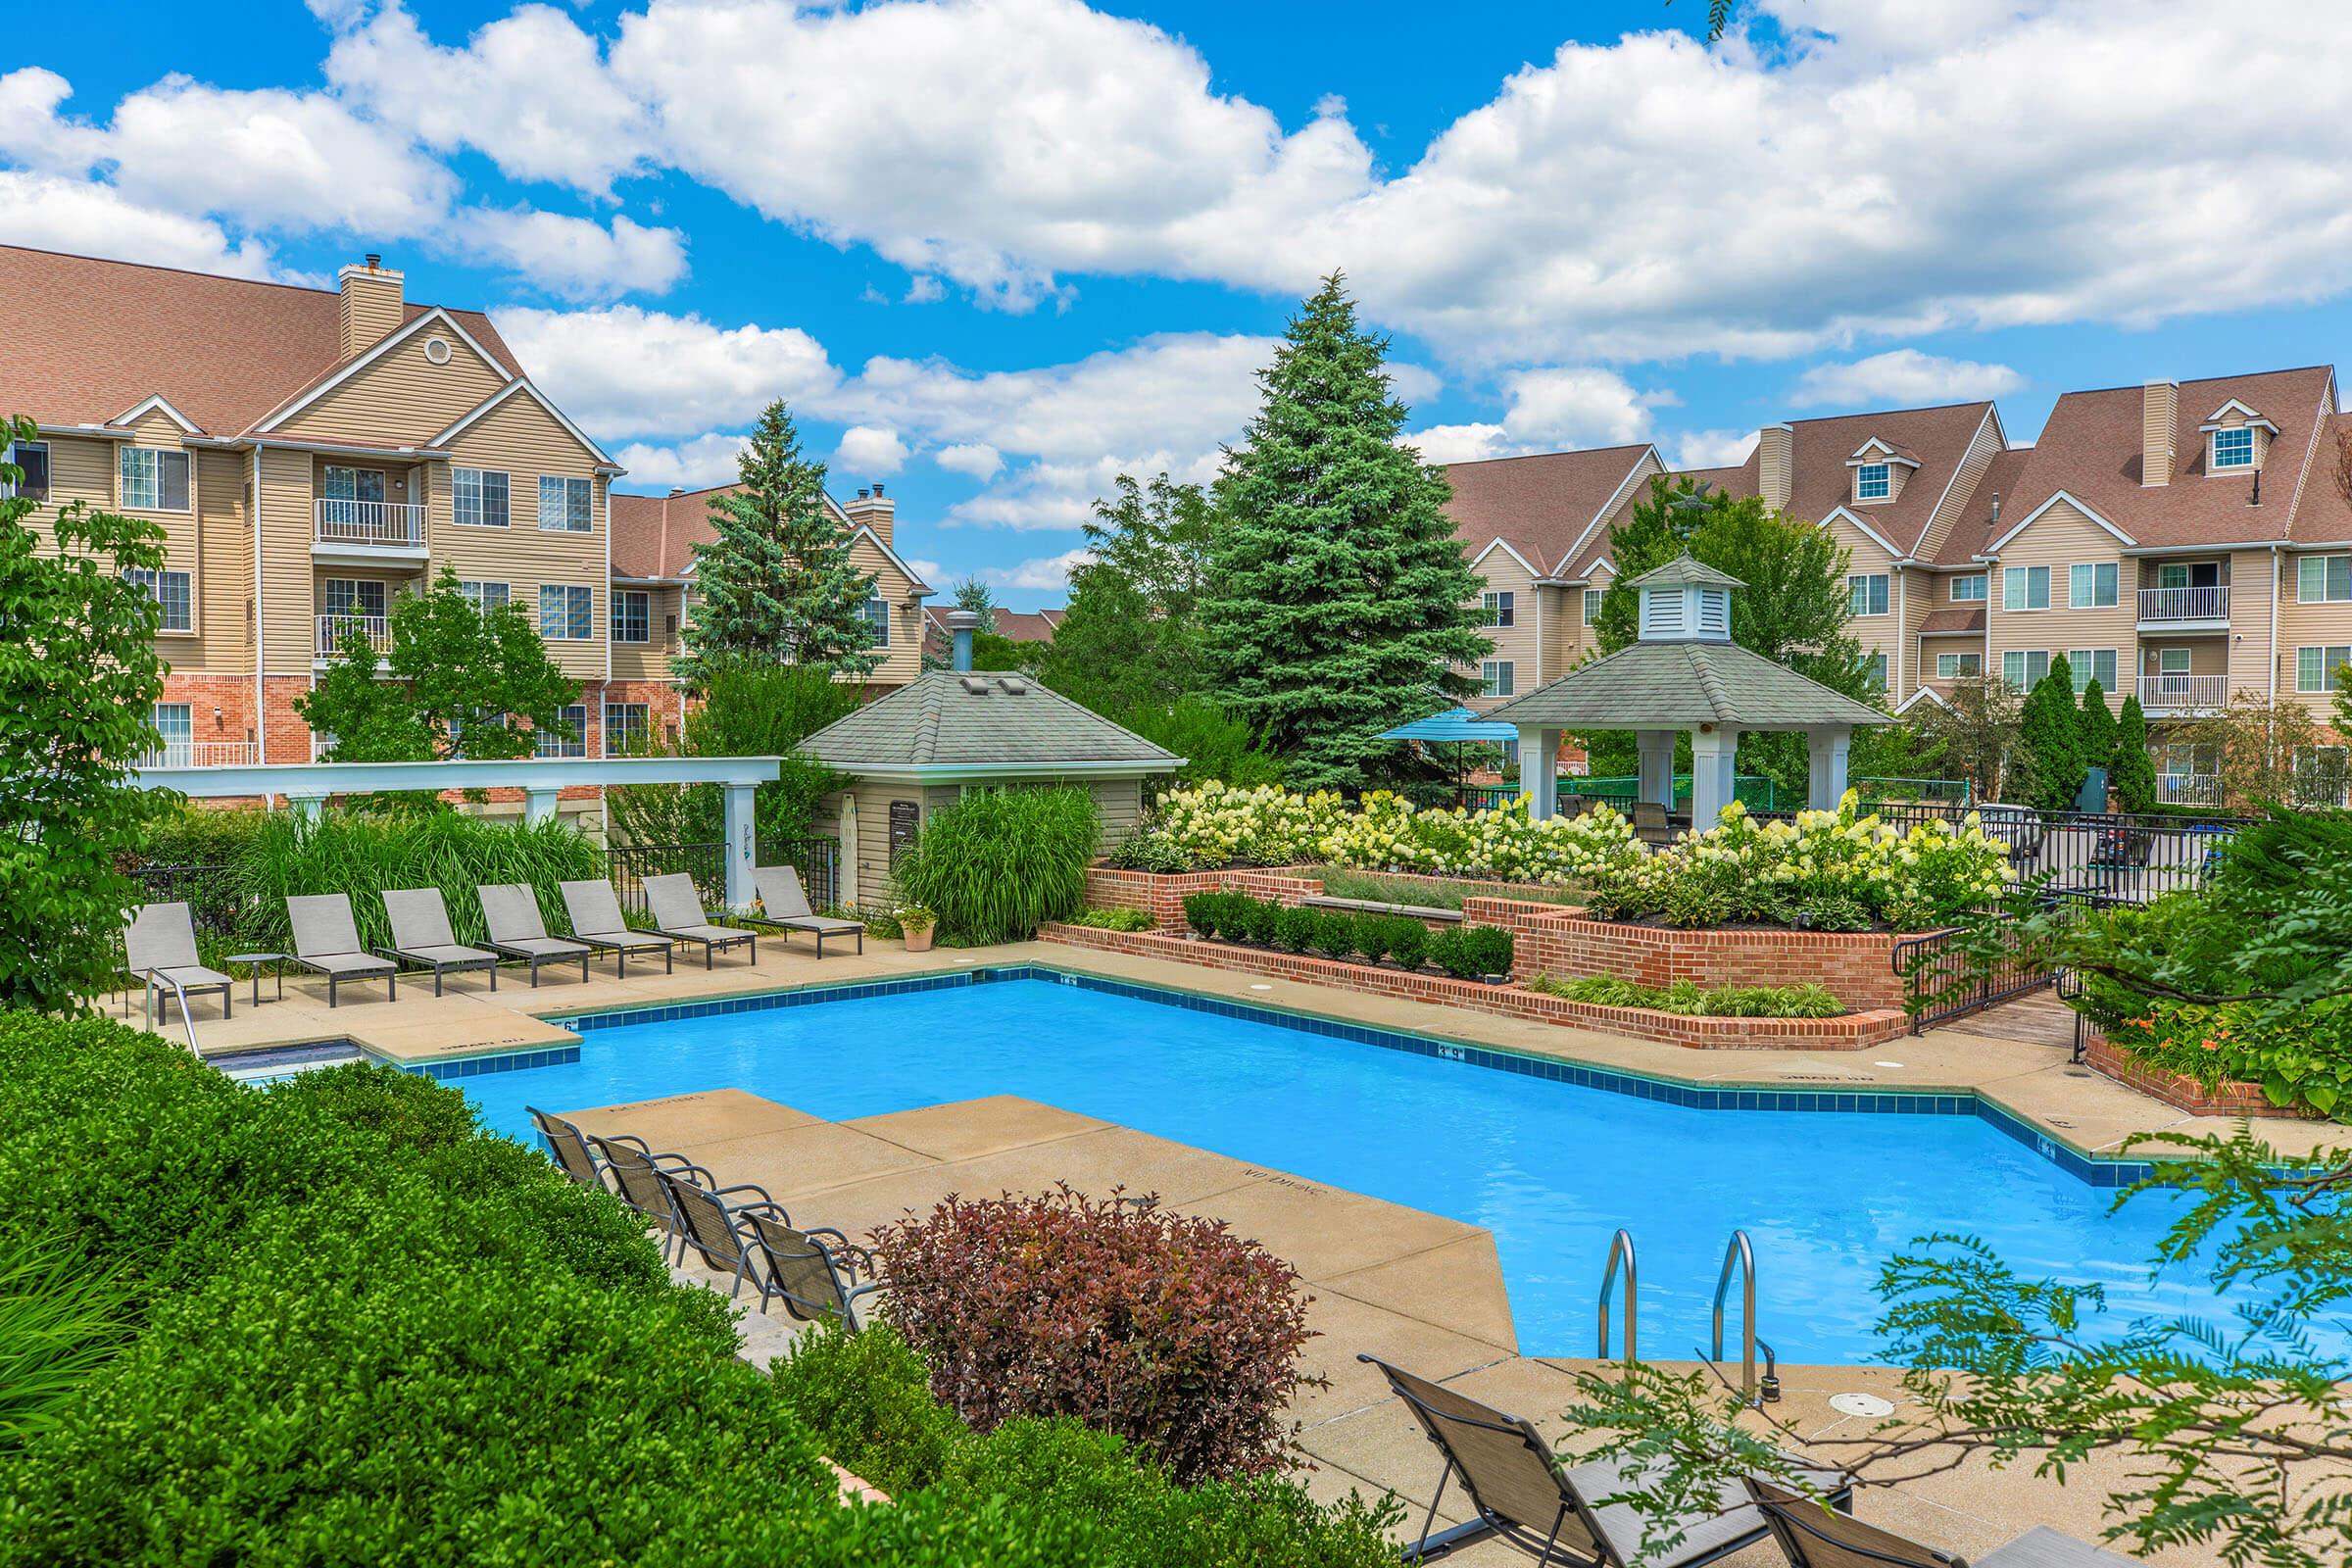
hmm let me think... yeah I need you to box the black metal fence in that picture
[131,862,243,938]
[1859,801,2249,907]
[605,836,842,918]
[1891,919,2061,1034]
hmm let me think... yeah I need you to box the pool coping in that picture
[395,960,2178,1190]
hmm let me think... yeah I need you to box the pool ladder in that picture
[1593,1226,1779,1406]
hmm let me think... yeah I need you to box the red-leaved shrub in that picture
[867,1184,1321,1484]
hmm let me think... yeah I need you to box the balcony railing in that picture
[137,741,259,769]
[317,613,391,657]
[2137,673,2230,710]
[2157,773,2226,807]
[2136,585,2229,622]
[315,498,425,547]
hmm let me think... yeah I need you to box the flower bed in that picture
[2082,1027,2310,1119]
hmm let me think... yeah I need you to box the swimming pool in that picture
[452,968,2280,1364]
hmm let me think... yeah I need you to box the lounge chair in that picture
[558,880,676,976]
[477,884,595,987]
[380,887,500,996]
[122,902,234,1023]
[1747,1479,2137,1568]
[741,1207,882,1329]
[1631,801,1674,848]
[583,1131,710,1263]
[285,894,397,1006]
[527,1106,612,1192]
[746,864,864,956]
[642,872,758,969]
[1361,1355,1849,1568]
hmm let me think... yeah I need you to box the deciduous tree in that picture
[1910,676,2021,803]
[1041,472,1219,712]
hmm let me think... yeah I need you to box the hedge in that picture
[1181,891,1513,979]
[0,1011,1400,1566]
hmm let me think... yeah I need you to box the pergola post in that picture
[285,791,326,822]
[1518,725,1562,819]
[522,787,561,825]
[1637,730,1677,811]
[1807,725,1853,810]
[722,780,758,908]
[1690,726,1740,833]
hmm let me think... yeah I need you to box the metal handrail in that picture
[1596,1228,1638,1361]
[1710,1229,1764,1403]
[138,971,203,1055]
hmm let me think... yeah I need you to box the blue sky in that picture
[8,0,2350,607]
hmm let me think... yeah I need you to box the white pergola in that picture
[137,756,785,906]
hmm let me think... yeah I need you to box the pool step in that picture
[211,1040,369,1083]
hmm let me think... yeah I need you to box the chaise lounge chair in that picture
[477,884,595,987]
[380,887,500,996]
[527,1106,612,1192]
[122,902,234,1024]
[747,864,864,956]
[286,894,397,1007]
[652,1167,881,1326]
[583,1130,710,1263]
[1746,1479,2136,1568]
[642,872,758,969]
[558,880,676,977]
[1361,1355,1849,1568]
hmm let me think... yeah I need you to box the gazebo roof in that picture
[1628,553,1744,590]
[801,670,1182,778]
[1483,641,1886,730]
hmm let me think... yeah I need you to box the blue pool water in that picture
[454,972,2300,1364]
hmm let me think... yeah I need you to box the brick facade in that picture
[1040,922,1910,1051]
[2082,1029,2307,1119]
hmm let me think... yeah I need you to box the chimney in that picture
[1988,492,2001,524]
[946,608,979,671]
[1757,423,1794,514]
[337,254,405,362]
[2141,379,2179,487]
[842,480,896,544]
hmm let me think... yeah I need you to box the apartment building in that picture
[0,245,929,775]
[1447,366,2352,796]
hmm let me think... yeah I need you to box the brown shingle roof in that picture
[1774,402,1994,558]
[1987,368,2335,551]
[1918,607,1986,634]
[1929,447,2035,566]
[2289,411,2352,546]
[1439,445,1654,578]
[0,244,522,436]
[611,483,735,579]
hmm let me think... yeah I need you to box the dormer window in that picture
[1855,463,1891,502]
[2211,427,2254,470]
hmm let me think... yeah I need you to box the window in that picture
[1480,660,1515,698]
[2001,565,2049,611]
[454,467,510,528]
[2067,649,2118,693]
[2211,426,2254,469]
[323,578,387,619]
[2296,645,2352,693]
[534,704,587,759]
[612,590,650,644]
[537,475,592,532]
[539,584,593,640]
[1855,462,1891,502]
[458,580,510,613]
[2001,649,2050,689]
[1950,573,1986,603]
[1482,590,1515,627]
[125,568,192,632]
[1861,652,1887,692]
[604,702,650,757]
[2298,555,2352,603]
[1936,652,1984,679]
[2162,742,2221,780]
[2068,562,2118,609]
[1847,573,1889,616]
[323,466,385,506]
[3,439,49,501]
[2157,647,2191,676]
[150,703,191,765]
[119,447,190,512]
[1582,588,1604,625]
[864,597,891,647]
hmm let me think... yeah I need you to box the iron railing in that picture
[1891,912,2063,1034]
[1865,801,2245,906]
[606,836,842,917]
[1569,775,1780,810]
[131,862,244,939]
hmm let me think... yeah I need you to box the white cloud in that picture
[905,557,947,584]
[1665,429,1758,470]
[0,170,286,279]
[935,443,1004,479]
[611,432,747,491]
[971,547,1094,592]
[1789,349,2027,409]
[458,209,688,300]
[835,424,910,475]
[1410,367,1662,463]
[497,305,839,439]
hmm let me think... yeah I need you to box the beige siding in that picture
[1985,499,2132,709]
[610,584,682,682]
[275,328,509,447]
[181,448,253,674]
[831,779,926,906]
[1822,515,1898,697]
[2227,549,2276,698]
[1462,547,1537,708]
[1893,566,1936,703]
[258,446,318,667]
[2278,549,2352,725]
[438,392,610,681]
[1917,415,2004,563]
[850,534,924,687]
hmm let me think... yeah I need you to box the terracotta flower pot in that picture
[902,924,936,953]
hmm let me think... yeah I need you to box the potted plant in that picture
[898,905,938,953]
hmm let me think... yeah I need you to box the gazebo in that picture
[1485,554,1886,832]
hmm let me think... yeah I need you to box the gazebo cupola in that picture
[1634,554,1740,643]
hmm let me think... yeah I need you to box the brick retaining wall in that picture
[1040,922,1911,1051]
[2082,1029,2305,1118]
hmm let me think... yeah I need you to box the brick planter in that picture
[2082,1028,2307,1118]
[1040,922,1910,1051]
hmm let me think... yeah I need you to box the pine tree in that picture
[2111,694,2158,812]
[2017,658,2085,810]
[2076,679,2118,803]
[1201,274,1489,791]
[677,401,877,690]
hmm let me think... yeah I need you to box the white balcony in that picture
[2137,673,2230,713]
[2157,772,2225,807]
[2135,584,2230,630]
[316,612,391,660]
[136,740,259,768]
[313,499,428,566]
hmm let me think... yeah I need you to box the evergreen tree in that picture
[2076,679,2118,800]
[677,402,876,690]
[951,578,999,635]
[2016,658,2085,810]
[1201,275,1488,790]
[2112,694,2158,812]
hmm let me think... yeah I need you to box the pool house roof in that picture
[800,670,1183,782]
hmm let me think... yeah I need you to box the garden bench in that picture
[1299,894,1463,924]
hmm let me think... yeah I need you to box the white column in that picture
[1518,725,1562,819]
[1807,726,1853,810]
[522,787,561,825]
[722,780,758,908]
[1690,726,1740,834]
[1637,730,1676,810]
[285,792,326,822]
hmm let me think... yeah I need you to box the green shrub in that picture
[1234,898,1281,946]
[1525,973,1844,1018]
[1107,827,1196,873]
[1306,910,1354,959]
[1068,907,1155,933]
[1273,906,1318,953]
[134,804,269,868]
[1427,925,1513,980]
[893,787,1101,944]
[1182,891,1232,939]
[1348,914,1392,963]
[1385,918,1431,972]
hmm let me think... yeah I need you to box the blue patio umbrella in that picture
[1380,707,1521,801]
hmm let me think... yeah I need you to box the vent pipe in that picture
[946,608,979,671]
